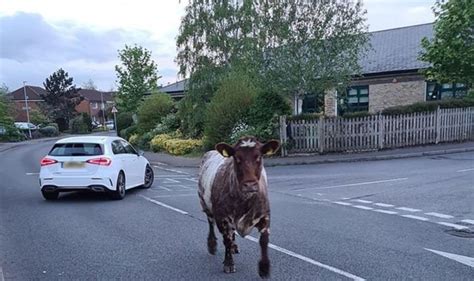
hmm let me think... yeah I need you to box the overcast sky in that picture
[0,0,435,91]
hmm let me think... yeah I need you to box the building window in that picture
[346,86,369,112]
[92,102,98,109]
[426,82,468,101]
[302,94,320,113]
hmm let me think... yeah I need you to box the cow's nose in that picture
[242,182,259,193]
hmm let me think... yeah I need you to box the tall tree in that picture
[115,45,161,113]
[82,79,98,90]
[420,0,474,84]
[42,68,82,131]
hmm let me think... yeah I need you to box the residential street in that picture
[1,139,473,280]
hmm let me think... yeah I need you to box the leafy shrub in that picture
[120,124,138,140]
[137,93,174,133]
[287,113,323,121]
[129,134,140,146]
[69,114,91,134]
[382,98,474,115]
[30,109,50,126]
[203,71,258,149]
[150,134,173,152]
[81,113,93,132]
[342,111,373,118]
[150,134,202,155]
[117,112,134,133]
[47,123,59,131]
[39,126,59,137]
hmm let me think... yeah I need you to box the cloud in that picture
[0,12,177,90]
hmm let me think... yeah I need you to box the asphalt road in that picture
[1,139,473,280]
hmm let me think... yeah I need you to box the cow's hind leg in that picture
[256,217,270,278]
[231,231,239,254]
[219,219,236,273]
[207,216,217,255]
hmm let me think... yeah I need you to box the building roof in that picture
[8,85,47,101]
[360,23,433,74]
[77,89,114,102]
[159,80,188,97]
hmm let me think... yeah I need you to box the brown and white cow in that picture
[198,136,280,278]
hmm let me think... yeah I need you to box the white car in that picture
[39,136,154,200]
[15,122,38,130]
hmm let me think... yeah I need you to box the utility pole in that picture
[23,81,32,138]
[100,91,106,129]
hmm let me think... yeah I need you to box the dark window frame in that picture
[111,140,126,155]
[346,85,369,112]
[426,82,468,101]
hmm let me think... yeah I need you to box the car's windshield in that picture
[49,143,103,156]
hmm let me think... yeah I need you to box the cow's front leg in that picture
[232,231,239,254]
[207,216,217,255]
[221,220,236,273]
[256,216,270,278]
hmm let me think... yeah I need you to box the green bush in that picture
[137,93,174,133]
[39,126,59,137]
[150,134,202,155]
[69,115,91,134]
[120,124,138,140]
[81,113,93,132]
[129,134,140,146]
[342,111,373,118]
[47,123,59,131]
[30,109,50,127]
[382,98,474,115]
[116,112,134,133]
[203,71,258,149]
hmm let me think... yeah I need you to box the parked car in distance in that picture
[39,136,154,200]
[105,121,115,130]
[14,122,38,130]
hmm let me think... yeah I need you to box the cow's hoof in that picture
[232,244,239,254]
[258,259,270,278]
[208,239,217,255]
[223,265,236,273]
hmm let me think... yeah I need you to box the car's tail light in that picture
[86,157,112,166]
[40,157,58,166]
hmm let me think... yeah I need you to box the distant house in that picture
[75,89,115,123]
[7,85,46,122]
[159,80,187,100]
[159,23,470,116]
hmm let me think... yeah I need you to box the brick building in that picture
[7,85,46,122]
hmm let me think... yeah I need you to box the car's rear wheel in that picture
[142,165,154,189]
[42,190,59,200]
[111,172,126,200]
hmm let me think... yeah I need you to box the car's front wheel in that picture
[42,190,59,200]
[111,172,126,200]
[142,165,154,189]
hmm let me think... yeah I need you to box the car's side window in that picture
[121,140,137,155]
[111,140,126,154]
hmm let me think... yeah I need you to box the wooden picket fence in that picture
[279,107,474,156]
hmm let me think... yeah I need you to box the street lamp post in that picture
[22,81,32,139]
[111,106,118,136]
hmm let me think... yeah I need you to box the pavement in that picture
[144,140,474,167]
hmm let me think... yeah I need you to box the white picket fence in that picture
[279,107,474,156]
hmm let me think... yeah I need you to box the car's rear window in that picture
[49,143,103,156]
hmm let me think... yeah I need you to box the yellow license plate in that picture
[63,161,85,169]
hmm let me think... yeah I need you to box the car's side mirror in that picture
[138,150,144,156]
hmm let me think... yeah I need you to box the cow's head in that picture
[216,137,280,194]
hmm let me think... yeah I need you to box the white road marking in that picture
[177,185,192,189]
[159,186,171,191]
[372,209,398,215]
[183,178,199,183]
[152,162,168,166]
[401,215,429,221]
[245,236,365,281]
[456,168,474,173]
[396,207,421,212]
[425,248,474,268]
[353,199,373,204]
[425,212,454,219]
[26,172,39,175]
[334,201,352,206]
[140,195,188,215]
[153,194,195,198]
[0,266,4,281]
[341,197,350,200]
[301,178,408,190]
[315,193,323,196]
[461,219,474,225]
[154,166,191,175]
[436,222,468,230]
[165,178,180,183]
[374,203,395,208]
[353,205,373,210]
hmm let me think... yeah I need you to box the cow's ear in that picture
[261,140,280,156]
[215,143,235,157]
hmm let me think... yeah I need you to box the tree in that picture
[177,0,368,136]
[420,0,474,84]
[42,68,82,131]
[115,45,161,113]
[82,79,98,90]
[137,92,174,133]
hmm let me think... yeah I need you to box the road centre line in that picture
[295,177,409,191]
[372,209,398,215]
[456,168,474,172]
[140,195,188,215]
[153,166,191,175]
[244,236,365,281]
[165,178,180,183]
[0,266,4,281]
[334,201,352,206]
[436,222,468,230]
[374,203,395,208]
[353,205,373,210]
[183,178,199,183]
[26,172,39,175]
[461,219,474,225]
[159,186,172,191]
[152,193,196,198]
[424,212,454,219]
[353,199,373,204]
[401,215,429,221]
[397,207,421,212]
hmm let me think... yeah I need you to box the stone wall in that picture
[368,79,425,113]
